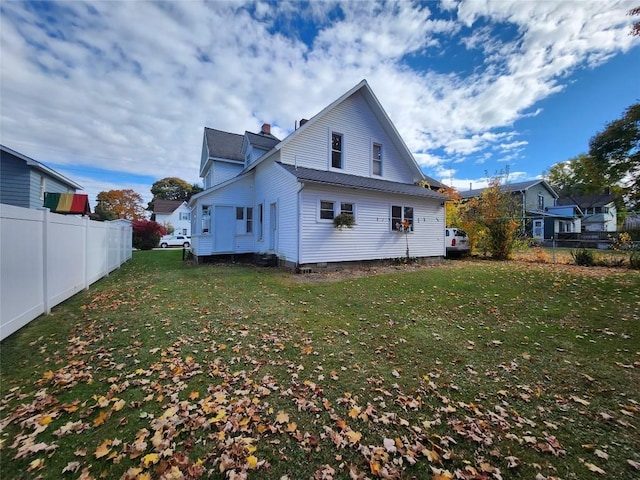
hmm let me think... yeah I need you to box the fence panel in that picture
[0,204,132,340]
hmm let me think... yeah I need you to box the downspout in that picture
[297,182,305,270]
[521,191,526,233]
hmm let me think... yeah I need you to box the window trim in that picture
[320,200,335,221]
[391,204,414,232]
[372,142,382,176]
[330,131,344,170]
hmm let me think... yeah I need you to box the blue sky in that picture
[1,1,638,207]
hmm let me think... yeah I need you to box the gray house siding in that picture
[0,151,30,207]
[1,146,81,209]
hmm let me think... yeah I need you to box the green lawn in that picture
[1,251,639,479]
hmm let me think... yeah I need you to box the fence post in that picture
[39,207,51,315]
[83,216,90,291]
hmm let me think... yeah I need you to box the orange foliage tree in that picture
[459,174,520,260]
[95,189,146,220]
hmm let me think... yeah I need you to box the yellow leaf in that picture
[42,370,54,380]
[142,453,160,467]
[345,430,362,444]
[112,399,126,412]
[286,422,297,432]
[348,407,360,418]
[247,455,258,469]
[189,391,200,400]
[275,411,289,424]
[370,460,381,475]
[210,408,227,423]
[28,458,45,471]
[94,439,112,458]
[93,410,110,427]
[39,415,53,426]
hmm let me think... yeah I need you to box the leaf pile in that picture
[1,255,639,479]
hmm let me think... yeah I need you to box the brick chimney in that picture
[261,123,271,135]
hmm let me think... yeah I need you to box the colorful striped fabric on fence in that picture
[43,193,91,215]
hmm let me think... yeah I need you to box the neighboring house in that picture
[459,179,580,240]
[152,199,191,235]
[556,193,617,232]
[189,80,448,269]
[1,144,83,209]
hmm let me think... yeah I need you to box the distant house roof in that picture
[278,164,448,200]
[245,131,280,150]
[459,179,557,199]
[204,128,244,162]
[153,200,185,214]
[556,193,615,209]
[1,144,83,190]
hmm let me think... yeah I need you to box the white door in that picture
[533,219,543,239]
[214,206,235,252]
[269,203,277,251]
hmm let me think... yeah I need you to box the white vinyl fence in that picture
[1,204,132,340]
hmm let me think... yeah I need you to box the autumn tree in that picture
[459,172,520,260]
[544,154,601,198]
[96,189,146,220]
[588,102,640,209]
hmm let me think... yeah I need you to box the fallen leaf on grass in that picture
[570,395,590,406]
[584,462,606,474]
[627,459,640,470]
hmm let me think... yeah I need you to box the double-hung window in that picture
[179,212,190,221]
[320,201,335,220]
[538,194,544,210]
[340,202,354,216]
[391,205,414,232]
[372,143,382,176]
[331,132,343,169]
[235,207,253,234]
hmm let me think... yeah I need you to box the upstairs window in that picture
[331,132,343,169]
[391,205,414,232]
[179,212,190,221]
[372,143,382,176]
[538,194,544,210]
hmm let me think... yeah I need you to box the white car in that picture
[159,235,191,248]
[445,227,470,256]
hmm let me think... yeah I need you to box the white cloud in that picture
[0,0,637,199]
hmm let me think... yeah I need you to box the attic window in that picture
[331,132,343,169]
[372,143,382,176]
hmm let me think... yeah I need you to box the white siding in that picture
[211,161,243,187]
[191,175,255,256]
[299,184,445,264]
[280,91,417,184]
[253,158,300,262]
[155,202,191,236]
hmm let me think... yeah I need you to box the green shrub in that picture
[630,250,640,270]
[571,248,595,266]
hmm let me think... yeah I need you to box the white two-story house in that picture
[189,80,448,270]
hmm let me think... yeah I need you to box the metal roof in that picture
[278,164,448,200]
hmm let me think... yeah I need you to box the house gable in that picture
[261,80,437,187]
